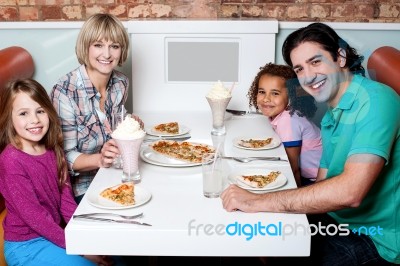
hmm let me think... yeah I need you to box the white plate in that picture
[140,147,200,167]
[87,185,152,210]
[228,168,287,191]
[145,123,190,137]
[140,141,215,167]
[233,136,281,150]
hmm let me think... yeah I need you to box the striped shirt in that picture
[50,64,128,196]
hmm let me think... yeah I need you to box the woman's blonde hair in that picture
[76,13,129,67]
[0,79,69,186]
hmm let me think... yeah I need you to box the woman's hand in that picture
[99,139,120,168]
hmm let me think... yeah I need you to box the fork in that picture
[74,212,143,220]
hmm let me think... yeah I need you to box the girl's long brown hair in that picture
[0,78,68,186]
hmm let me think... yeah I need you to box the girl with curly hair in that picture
[247,63,322,186]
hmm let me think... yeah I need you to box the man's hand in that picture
[220,184,261,213]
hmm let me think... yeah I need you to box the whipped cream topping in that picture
[112,115,145,140]
[206,80,232,99]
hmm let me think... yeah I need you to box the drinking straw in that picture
[229,82,236,94]
[211,143,222,173]
[121,106,125,122]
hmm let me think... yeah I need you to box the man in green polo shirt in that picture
[221,22,399,265]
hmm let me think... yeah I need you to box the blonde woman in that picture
[51,13,142,203]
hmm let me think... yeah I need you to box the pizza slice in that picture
[153,122,179,134]
[239,138,272,148]
[150,140,215,163]
[100,182,135,206]
[237,171,281,188]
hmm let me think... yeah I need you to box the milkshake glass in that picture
[206,96,232,136]
[111,108,128,169]
[206,81,232,136]
[112,115,146,183]
[113,137,144,183]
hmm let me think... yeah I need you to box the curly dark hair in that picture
[247,63,317,118]
[282,22,365,76]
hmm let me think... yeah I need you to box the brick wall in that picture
[0,0,399,22]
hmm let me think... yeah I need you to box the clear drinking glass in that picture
[211,134,226,155]
[202,152,224,198]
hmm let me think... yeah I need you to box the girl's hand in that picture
[83,255,113,266]
[99,139,120,168]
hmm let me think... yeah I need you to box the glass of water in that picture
[202,152,224,198]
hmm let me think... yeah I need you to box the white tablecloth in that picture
[65,112,310,256]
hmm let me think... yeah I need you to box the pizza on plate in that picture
[150,140,215,163]
[237,171,281,188]
[239,138,272,148]
[153,122,179,134]
[100,182,135,206]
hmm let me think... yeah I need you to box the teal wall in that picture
[2,29,81,91]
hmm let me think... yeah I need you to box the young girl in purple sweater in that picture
[0,79,112,265]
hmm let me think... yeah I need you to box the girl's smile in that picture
[256,74,289,120]
[12,92,49,153]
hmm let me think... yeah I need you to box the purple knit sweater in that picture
[0,144,77,248]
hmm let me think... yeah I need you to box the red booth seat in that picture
[367,46,400,95]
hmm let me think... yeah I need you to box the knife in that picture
[226,109,248,115]
[73,212,143,220]
[143,136,191,143]
[226,109,260,116]
[221,156,288,162]
[73,215,152,226]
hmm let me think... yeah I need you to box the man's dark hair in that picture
[282,22,365,76]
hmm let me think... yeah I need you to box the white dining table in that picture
[65,111,311,257]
